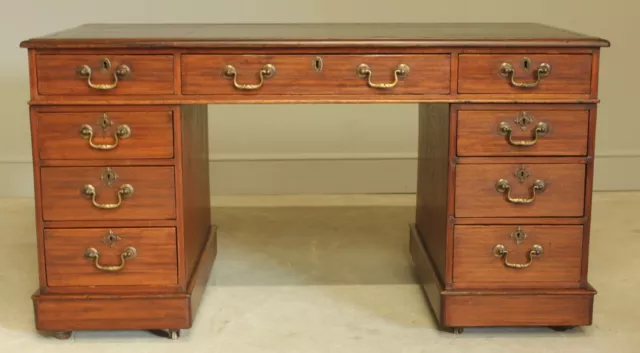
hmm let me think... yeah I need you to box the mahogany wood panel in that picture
[188,226,218,322]
[455,163,586,217]
[34,295,190,331]
[415,104,451,282]
[452,225,583,287]
[44,227,177,287]
[182,54,450,95]
[36,54,174,95]
[179,105,213,280]
[41,166,176,221]
[409,223,443,323]
[29,106,47,290]
[457,108,589,156]
[458,54,592,94]
[19,23,610,49]
[37,110,174,159]
[443,293,594,327]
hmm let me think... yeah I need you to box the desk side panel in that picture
[415,103,451,283]
[179,105,212,281]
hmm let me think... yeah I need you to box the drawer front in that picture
[44,227,177,287]
[458,54,592,94]
[181,54,451,95]
[455,163,585,217]
[38,110,174,160]
[453,225,583,287]
[457,108,589,156]
[41,166,176,221]
[36,55,174,95]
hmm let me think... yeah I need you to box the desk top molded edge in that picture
[19,23,611,49]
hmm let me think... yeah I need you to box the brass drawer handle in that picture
[84,246,137,272]
[499,62,551,88]
[493,244,544,269]
[498,121,548,146]
[79,124,131,150]
[495,179,546,204]
[77,63,131,90]
[81,184,134,209]
[222,64,276,90]
[357,63,410,89]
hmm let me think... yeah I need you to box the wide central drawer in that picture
[453,225,583,288]
[41,166,176,221]
[181,54,451,95]
[44,227,178,287]
[455,163,586,217]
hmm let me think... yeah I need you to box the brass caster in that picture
[549,326,574,332]
[452,327,464,334]
[169,329,180,340]
[54,331,73,340]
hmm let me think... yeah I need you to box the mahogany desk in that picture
[19,23,610,339]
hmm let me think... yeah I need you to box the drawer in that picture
[458,54,592,94]
[37,110,174,160]
[181,54,451,95]
[44,227,177,287]
[453,225,583,288]
[455,163,585,217]
[41,166,176,221]
[36,55,174,95]
[457,108,589,156]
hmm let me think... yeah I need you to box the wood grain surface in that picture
[20,23,610,49]
[455,163,586,217]
[37,110,174,159]
[444,293,594,327]
[458,54,592,94]
[452,225,583,287]
[36,54,174,95]
[415,104,451,282]
[34,295,190,331]
[41,166,176,221]
[457,108,589,156]
[44,227,177,287]
[182,54,450,95]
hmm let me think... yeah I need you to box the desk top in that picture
[20,23,610,49]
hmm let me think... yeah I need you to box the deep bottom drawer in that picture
[453,225,583,288]
[44,227,178,287]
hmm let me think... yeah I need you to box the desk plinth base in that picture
[409,224,596,332]
[32,226,217,339]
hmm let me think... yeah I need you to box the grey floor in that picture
[0,193,639,352]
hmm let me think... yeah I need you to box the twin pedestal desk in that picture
[19,23,609,339]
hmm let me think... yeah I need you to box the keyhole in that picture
[522,57,531,72]
[312,56,323,72]
[100,58,112,71]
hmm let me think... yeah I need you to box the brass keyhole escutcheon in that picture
[101,229,122,248]
[514,111,533,130]
[97,113,114,131]
[514,165,531,183]
[510,226,528,245]
[312,56,323,72]
[100,167,119,187]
